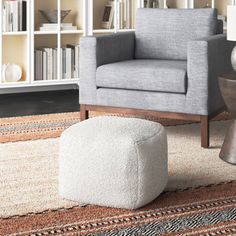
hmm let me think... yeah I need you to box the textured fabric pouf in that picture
[59,116,168,209]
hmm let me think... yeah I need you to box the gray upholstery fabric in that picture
[135,8,217,60]
[217,20,223,34]
[95,35,234,116]
[79,32,135,105]
[96,60,187,94]
[97,88,190,114]
[96,33,135,67]
[79,37,97,105]
[187,34,235,115]
[79,15,234,116]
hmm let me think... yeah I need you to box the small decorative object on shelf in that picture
[101,1,114,29]
[39,23,77,31]
[2,64,22,83]
[39,10,77,31]
[39,10,71,23]
[227,5,236,71]
[204,2,211,8]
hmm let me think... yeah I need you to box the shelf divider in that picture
[0,0,2,84]
[27,0,31,84]
[31,0,35,84]
[58,0,61,81]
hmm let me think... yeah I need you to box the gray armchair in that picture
[79,8,234,148]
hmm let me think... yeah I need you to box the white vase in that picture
[2,64,22,83]
[232,46,236,72]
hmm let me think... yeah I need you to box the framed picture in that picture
[101,1,114,29]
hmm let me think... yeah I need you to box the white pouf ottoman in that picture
[59,116,168,209]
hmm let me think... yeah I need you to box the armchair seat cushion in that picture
[96,59,187,94]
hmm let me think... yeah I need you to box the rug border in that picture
[2,180,235,221]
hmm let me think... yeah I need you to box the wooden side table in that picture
[218,73,236,165]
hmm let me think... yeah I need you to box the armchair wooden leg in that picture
[80,105,89,121]
[201,115,210,148]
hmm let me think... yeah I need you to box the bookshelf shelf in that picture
[93,29,115,33]
[33,80,61,84]
[0,83,28,89]
[33,78,78,83]
[34,31,58,35]
[61,30,83,34]
[31,78,79,88]
[0,79,78,88]
[0,80,29,86]
[35,30,84,35]
[118,28,135,32]
[2,32,28,36]
[0,0,233,91]
[34,30,84,35]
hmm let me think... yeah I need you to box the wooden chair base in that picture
[80,104,222,149]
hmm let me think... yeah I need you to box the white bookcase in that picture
[0,0,234,92]
[0,0,84,90]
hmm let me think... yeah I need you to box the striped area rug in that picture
[0,111,230,143]
[0,112,81,143]
[1,112,235,235]
[1,181,235,235]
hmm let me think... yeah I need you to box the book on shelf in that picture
[144,0,159,8]
[39,23,77,31]
[35,48,57,81]
[66,44,80,79]
[2,0,27,32]
[61,44,80,79]
[34,44,79,81]
[119,0,135,29]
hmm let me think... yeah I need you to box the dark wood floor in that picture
[0,90,80,118]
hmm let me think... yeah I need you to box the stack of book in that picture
[61,45,80,79]
[144,0,159,8]
[2,0,27,32]
[35,48,58,81]
[34,44,79,81]
[39,23,77,31]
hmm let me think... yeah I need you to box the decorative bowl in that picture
[2,64,22,83]
[39,10,71,23]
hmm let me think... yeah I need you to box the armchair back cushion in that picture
[135,8,218,60]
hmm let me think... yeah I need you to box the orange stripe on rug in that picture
[0,111,230,143]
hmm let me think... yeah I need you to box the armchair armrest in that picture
[79,32,135,105]
[187,34,235,115]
